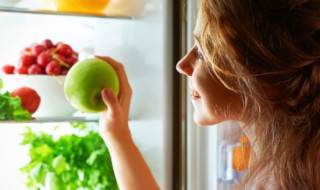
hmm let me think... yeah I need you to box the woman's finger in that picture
[101,87,121,121]
[95,56,132,96]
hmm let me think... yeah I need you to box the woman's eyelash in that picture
[195,49,204,60]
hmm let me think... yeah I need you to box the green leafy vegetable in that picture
[20,122,119,190]
[0,77,31,121]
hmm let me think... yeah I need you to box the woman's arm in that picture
[97,56,160,190]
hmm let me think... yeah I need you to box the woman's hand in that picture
[96,56,160,190]
[96,56,133,146]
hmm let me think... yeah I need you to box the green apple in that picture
[64,58,119,113]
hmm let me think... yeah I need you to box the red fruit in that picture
[42,39,53,49]
[56,43,73,57]
[46,60,61,75]
[71,52,78,59]
[2,65,15,74]
[15,65,28,74]
[37,51,51,67]
[52,53,71,68]
[31,44,46,56]
[45,48,56,56]
[10,87,41,114]
[28,64,43,74]
[66,57,78,66]
[20,47,31,56]
[53,53,67,63]
[54,42,63,48]
[20,54,36,67]
[61,69,69,75]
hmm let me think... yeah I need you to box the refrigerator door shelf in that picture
[0,116,98,123]
[218,140,249,186]
[0,112,136,123]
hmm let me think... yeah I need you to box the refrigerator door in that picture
[179,1,212,189]
[180,1,249,190]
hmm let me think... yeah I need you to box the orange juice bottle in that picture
[232,135,251,171]
[218,135,251,185]
[53,0,110,14]
[76,0,110,13]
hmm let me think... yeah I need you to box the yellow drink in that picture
[53,0,110,14]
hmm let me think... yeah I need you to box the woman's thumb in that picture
[101,88,119,114]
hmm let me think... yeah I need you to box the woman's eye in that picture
[195,49,204,60]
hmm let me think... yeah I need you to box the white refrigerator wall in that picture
[0,0,173,189]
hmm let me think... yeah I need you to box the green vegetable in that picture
[20,122,119,190]
[0,77,32,121]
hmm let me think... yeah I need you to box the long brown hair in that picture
[200,0,320,189]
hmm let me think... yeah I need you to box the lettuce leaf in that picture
[20,123,119,190]
[0,77,32,121]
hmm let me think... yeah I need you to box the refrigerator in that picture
[0,0,178,189]
[0,0,249,189]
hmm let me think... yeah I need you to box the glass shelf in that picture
[0,6,131,19]
[0,115,134,123]
[0,115,100,123]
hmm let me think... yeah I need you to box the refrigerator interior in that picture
[0,0,174,189]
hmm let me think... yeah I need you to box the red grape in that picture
[45,48,56,56]
[42,39,53,49]
[61,69,69,75]
[66,57,78,66]
[54,42,63,48]
[45,60,61,75]
[15,65,28,74]
[14,39,78,75]
[2,64,15,74]
[20,54,36,67]
[37,51,51,67]
[31,44,46,56]
[20,47,31,56]
[53,53,67,63]
[28,64,43,74]
[56,43,73,57]
[52,53,70,68]
[71,52,79,59]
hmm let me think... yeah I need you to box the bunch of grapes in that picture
[2,39,78,75]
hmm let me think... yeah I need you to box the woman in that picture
[98,0,320,189]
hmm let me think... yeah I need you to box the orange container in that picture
[52,0,110,14]
[232,135,251,170]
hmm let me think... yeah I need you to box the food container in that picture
[50,0,110,14]
[1,75,76,117]
[104,0,147,16]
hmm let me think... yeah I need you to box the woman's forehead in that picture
[193,11,203,37]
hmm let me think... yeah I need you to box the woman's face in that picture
[176,13,243,126]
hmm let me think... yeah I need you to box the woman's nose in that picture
[176,53,193,76]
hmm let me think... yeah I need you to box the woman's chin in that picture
[193,113,220,126]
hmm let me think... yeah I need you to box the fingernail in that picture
[105,88,114,95]
[102,88,109,97]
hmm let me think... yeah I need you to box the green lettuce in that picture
[20,122,119,190]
